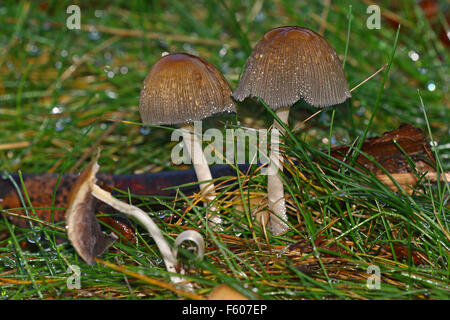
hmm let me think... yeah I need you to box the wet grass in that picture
[0,0,449,299]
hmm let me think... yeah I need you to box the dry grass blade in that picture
[350,64,387,93]
[80,24,239,47]
[0,277,65,285]
[0,141,30,151]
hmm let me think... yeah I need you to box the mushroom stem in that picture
[267,107,290,235]
[90,184,185,285]
[181,123,221,225]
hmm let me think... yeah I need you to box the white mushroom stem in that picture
[173,229,205,260]
[90,184,186,285]
[181,123,221,226]
[267,107,290,235]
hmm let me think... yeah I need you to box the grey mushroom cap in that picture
[232,26,351,110]
[139,52,236,126]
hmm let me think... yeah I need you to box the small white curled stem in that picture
[91,184,186,285]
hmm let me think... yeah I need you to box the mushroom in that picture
[208,284,249,300]
[65,157,117,265]
[139,52,236,226]
[65,151,204,287]
[233,26,351,235]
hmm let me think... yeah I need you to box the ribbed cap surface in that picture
[139,53,236,125]
[233,26,351,109]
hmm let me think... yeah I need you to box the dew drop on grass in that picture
[27,231,41,244]
[255,12,266,22]
[104,65,115,79]
[42,22,51,31]
[51,106,63,114]
[414,117,424,125]
[119,66,128,74]
[157,211,166,219]
[105,90,117,99]
[1,256,16,269]
[408,50,420,62]
[6,61,14,70]
[27,43,40,56]
[89,30,101,41]
[55,120,64,132]
[10,157,19,166]
[427,81,436,92]
[220,62,229,73]
[219,46,228,57]
[182,43,198,56]
[55,117,71,132]
[356,107,366,116]
[418,68,427,74]
[140,127,151,135]
[104,51,113,61]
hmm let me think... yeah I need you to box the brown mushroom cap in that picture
[233,26,351,109]
[139,53,236,125]
[65,156,116,265]
[208,284,250,300]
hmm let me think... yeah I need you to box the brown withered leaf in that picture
[378,243,425,266]
[287,236,348,274]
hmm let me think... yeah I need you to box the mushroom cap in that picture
[65,155,116,265]
[208,284,249,300]
[139,53,236,125]
[232,26,351,109]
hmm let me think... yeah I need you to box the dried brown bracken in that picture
[233,26,351,109]
[139,53,236,125]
